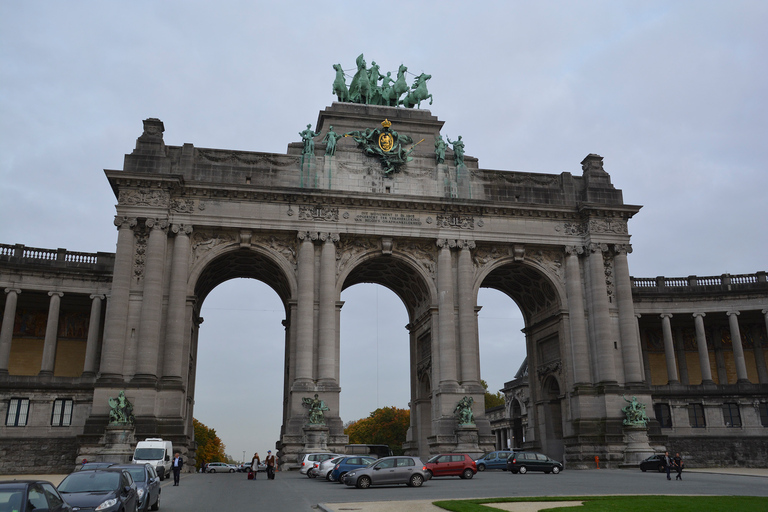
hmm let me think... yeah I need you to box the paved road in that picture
[145,468,768,511]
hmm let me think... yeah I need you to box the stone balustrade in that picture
[0,243,114,270]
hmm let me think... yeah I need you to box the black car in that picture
[109,463,161,511]
[639,454,666,472]
[506,451,564,474]
[76,462,115,471]
[0,480,73,512]
[58,469,138,512]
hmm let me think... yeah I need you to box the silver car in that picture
[342,456,431,488]
[299,453,341,475]
[311,456,344,479]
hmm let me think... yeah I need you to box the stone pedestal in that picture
[77,424,136,465]
[622,425,654,465]
[303,425,329,452]
[454,425,482,457]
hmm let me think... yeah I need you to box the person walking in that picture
[172,452,183,486]
[265,450,276,480]
[673,452,683,480]
[250,452,261,480]
[663,451,672,480]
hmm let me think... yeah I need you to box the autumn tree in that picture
[193,418,227,470]
[344,406,410,456]
[481,379,505,410]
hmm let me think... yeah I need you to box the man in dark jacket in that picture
[673,453,683,480]
[663,451,672,480]
[172,452,183,486]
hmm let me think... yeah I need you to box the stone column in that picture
[0,288,21,375]
[437,239,458,387]
[40,291,64,376]
[318,233,338,385]
[82,294,105,378]
[294,231,316,386]
[564,246,591,385]
[587,243,616,383]
[660,314,678,384]
[613,244,644,384]
[634,314,647,381]
[751,323,768,384]
[674,327,689,384]
[457,240,479,385]
[726,311,750,383]
[100,217,137,380]
[162,224,192,385]
[692,313,714,384]
[134,218,168,382]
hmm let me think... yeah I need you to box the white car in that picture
[299,453,342,475]
[205,462,235,473]
[310,456,344,479]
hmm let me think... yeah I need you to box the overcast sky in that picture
[1,2,766,462]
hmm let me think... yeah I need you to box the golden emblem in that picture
[378,132,394,152]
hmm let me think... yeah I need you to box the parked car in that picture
[329,456,377,482]
[110,463,161,511]
[57,469,138,512]
[205,462,235,473]
[75,462,115,471]
[0,479,73,512]
[506,451,563,474]
[424,453,477,479]
[237,462,266,472]
[639,454,666,472]
[299,453,342,475]
[474,450,514,471]
[341,456,431,488]
[310,456,344,479]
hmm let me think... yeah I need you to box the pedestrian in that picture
[265,450,276,480]
[250,452,261,480]
[172,452,183,486]
[663,451,672,480]
[674,452,683,480]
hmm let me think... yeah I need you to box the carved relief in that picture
[396,240,437,279]
[587,218,628,235]
[556,222,587,236]
[473,245,505,268]
[170,198,196,213]
[298,205,339,222]
[191,230,236,263]
[119,189,170,208]
[133,229,148,279]
[536,360,562,378]
[252,233,298,267]
[336,237,378,277]
[196,149,299,167]
[604,253,615,302]
[528,248,564,282]
[436,214,474,229]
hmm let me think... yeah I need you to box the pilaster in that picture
[162,223,193,386]
[587,242,616,384]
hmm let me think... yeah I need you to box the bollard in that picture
[594,455,600,469]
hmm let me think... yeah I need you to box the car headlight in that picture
[137,488,145,498]
[95,498,118,510]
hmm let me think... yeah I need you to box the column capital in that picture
[4,288,21,296]
[297,230,319,242]
[587,242,609,254]
[726,310,740,317]
[660,313,673,320]
[319,232,339,243]
[171,224,193,235]
[436,238,451,249]
[145,218,169,231]
[613,243,632,255]
[48,291,64,298]
[89,294,106,301]
[565,245,584,256]
[458,239,476,250]
[114,216,137,229]
[692,312,706,319]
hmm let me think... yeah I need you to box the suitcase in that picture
[247,471,254,480]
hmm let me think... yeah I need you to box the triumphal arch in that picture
[16,58,766,472]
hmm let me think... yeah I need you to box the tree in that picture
[193,418,227,470]
[481,379,505,410]
[344,406,410,456]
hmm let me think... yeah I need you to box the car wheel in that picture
[209,469,216,473]
[552,466,560,474]
[150,491,160,511]
[338,472,347,483]
[409,474,424,487]
[477,464,486,472]
[356,475,371,489]
[229,468,235,473]
[326,472,333,481]
[462,468,474,480]
[519,466,527,474]
[641,467,647,472]
[307,469,315,478]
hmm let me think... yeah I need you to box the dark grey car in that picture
[110,463,161,511]
[342,456,431,488]
[57,469,138,512]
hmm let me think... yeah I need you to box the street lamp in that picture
[243,451,245,464]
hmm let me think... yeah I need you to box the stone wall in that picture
[667,436,768,468]
[0,437,78,474]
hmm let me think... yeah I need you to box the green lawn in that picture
[432,495,768,512]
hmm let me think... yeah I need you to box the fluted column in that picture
[457,240,479,385]
[564,246,591,385]
[437,239,458,387]
[660,314,678,384]
[726,311,750,383]
[587,243,616,383]
[751,323,767,384]
[162,224,192,384]
[40,291,64,376]
[82,294,105,377]
[295,231,316,385]
[674,327,689,384]
[318,233,338,385]
[134,218,168,382]
[613,244,644,384]
[692,313,713,384]
[0,288,21,375]
[100,216,137,380]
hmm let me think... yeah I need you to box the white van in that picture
[132,438,173,480]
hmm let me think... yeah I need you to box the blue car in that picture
[329,456,377,482]
[474,450,514,471]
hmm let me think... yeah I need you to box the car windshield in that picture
[134,448,165,460]
[59,472,119,493]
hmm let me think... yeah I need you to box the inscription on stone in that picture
[353,211,422,226]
